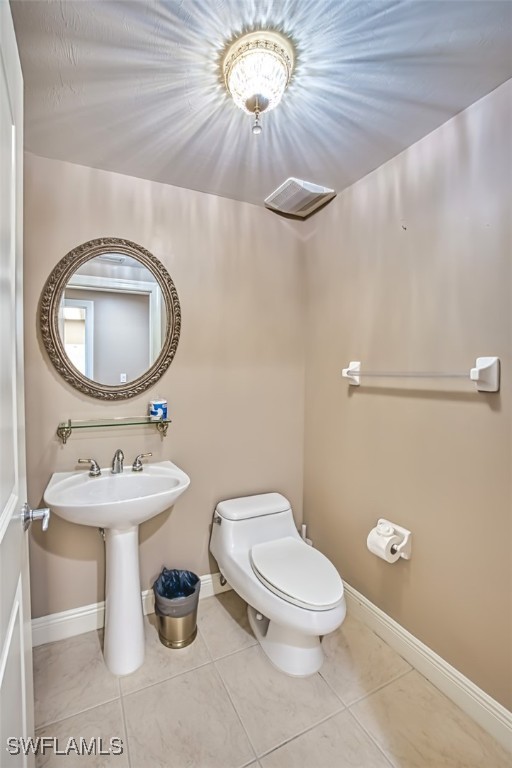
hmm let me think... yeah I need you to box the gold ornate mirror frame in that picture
[39,237,181,400]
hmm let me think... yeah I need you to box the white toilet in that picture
[210,492,346,676]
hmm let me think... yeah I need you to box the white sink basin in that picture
[44,460,190,529]
[43,459,190,677]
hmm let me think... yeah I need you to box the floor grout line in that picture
[197,607,258,661]
[201,640,259,662]
[117,677,132,768]
[117,625,214,699]
[34,693,120,731]
[212,658,260,763]
[317,666,348,708]
[195,618,257,661]
[118,655,214,700]
[255,704,348,761]
[347,706,397,768]
[214,646,348,761]
[344,667,414,707]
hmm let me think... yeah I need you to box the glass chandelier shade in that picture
[223,31,294,132]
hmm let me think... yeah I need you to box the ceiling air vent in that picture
[264,177,336,219]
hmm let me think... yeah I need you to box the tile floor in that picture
[33,592,511,768]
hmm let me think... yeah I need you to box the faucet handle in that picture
[132,452,152,472]
[78,458,101,477]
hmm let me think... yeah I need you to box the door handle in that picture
[21,502,50,532]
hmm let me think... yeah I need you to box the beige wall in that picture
[24,154,305,619]
[25,80,511,710]
[303,80,512,708]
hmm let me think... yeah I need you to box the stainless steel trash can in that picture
[153,571,200,649]
[157,605,198,648]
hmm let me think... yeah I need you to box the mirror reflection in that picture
[39,236,181,400]
[58,254,166,386]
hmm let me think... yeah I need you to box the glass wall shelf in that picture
[56,417,171,444]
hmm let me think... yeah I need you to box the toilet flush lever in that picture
[21,502,50,532]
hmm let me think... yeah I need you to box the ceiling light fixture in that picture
[223,31,294,135]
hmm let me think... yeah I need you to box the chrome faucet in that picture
[111,449,124,474]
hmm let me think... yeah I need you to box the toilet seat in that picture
[250,537,343,611]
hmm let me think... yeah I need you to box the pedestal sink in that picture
[44,460,190,676]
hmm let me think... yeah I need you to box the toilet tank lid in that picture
[216,493,291,521]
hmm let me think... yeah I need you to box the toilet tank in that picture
[216,493,290,521]
[211,493,301,557]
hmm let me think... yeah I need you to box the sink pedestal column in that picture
[104,527,145,675]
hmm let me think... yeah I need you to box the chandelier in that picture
[223,31,294,135]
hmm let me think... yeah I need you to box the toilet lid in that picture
[250,537,343,611]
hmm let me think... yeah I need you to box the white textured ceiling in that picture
[11,0,512,208]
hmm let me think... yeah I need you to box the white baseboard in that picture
[31,576,511,752]
[31,572,231,648]
[344,583,512,753]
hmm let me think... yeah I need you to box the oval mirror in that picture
[39,238,181,400]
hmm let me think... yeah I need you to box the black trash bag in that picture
[154,568,199,599]
[153,568,200,618]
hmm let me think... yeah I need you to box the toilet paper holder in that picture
[374,518,412,560]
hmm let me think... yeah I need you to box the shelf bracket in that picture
[156,421,169,437]
[57,421,72,444]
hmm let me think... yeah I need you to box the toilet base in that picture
[247,605,324,677]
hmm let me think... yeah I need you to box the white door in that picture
[0,2,35,765]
